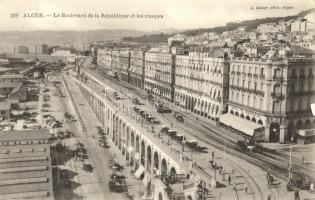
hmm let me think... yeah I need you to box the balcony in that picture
[259,74,265,79]
[253,74,258,78]
[236,72,241,75]
[230,71,235,75]
[247,73,252,77]
[271,92,284,100]
[290,75,297,80]
[242,72,246,76]
[272,76,283,82]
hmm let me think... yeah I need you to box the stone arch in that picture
[251,117,256,123]
[230,110,234,115]
[287,121,295,142]
[154,151,159,170]
[235,112,239,116]
[240,113,245,118]
[296,120,303,129]
[245,115,250,120]
[187,195,193,200]
[147,145,152,171]
[170,167,176,176]
[161,159,167,176]
[258,120,263,125]
[131,131,135,147]
[127,128,130,146]
[141,140,145,166]
[305,119,311,129]
[159,193,163,200]
[269,122,280,142]
[135,135,140,153]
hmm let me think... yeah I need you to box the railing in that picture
[259,74,265,79]
[247,73,252,77]
[272,76,283,82]
[253,74,258,78]
[270,92,284,100]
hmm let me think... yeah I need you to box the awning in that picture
[219,114,263,137]
[186,139,198,145]
[135,165,145,179]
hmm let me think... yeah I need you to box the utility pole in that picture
[289,146,292,180]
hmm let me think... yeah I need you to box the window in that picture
[291,84,295,93]
[260,68,264,75]
[299,83,304,92]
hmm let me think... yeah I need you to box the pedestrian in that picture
[310,182,314,191]
[294,190,300,200]
[233,182,236,191]
[302,156,305,165]
[212,151,215,159]
[228,175,231,185]
[267,194,271,200]
[245,186,248,195]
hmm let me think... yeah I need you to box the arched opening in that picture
[295,120,303,142]
[235,112,239,117]
[136,135,140,153]
[269,123,280,142]
[230,110,234,115]
[154,152,159,170]
[240,114,245,118]
[305,120,311,129]
[147,145,152,171]
[251,117,256,123]
[161,159,167,176]
[141,140,145,166]
[245,115,250,120]
[258,120,263,125]
[159,193,163,200]
[287,121,295,142]
[127,128,130,146]
[187,195,193,200]
[131,132,135,147]
[170,167,176,176]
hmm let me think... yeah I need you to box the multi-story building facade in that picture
[174,51,229,119]
[222,56,315,143]
[96,49,112,72]
[14,46,29,54]
[144,52,175,101]
[117,50,130,83]
[130,50,145,89]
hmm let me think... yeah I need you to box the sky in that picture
[0,0,314,31]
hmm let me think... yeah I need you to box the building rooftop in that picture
[0,129,53,199]
[0,82,22,88]
[0,74,24,79]
[0,129,50,142]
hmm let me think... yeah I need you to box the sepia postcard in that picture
[0,0,314,200]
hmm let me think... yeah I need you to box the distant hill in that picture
[0,29,146,49]
[123,8,315,43]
